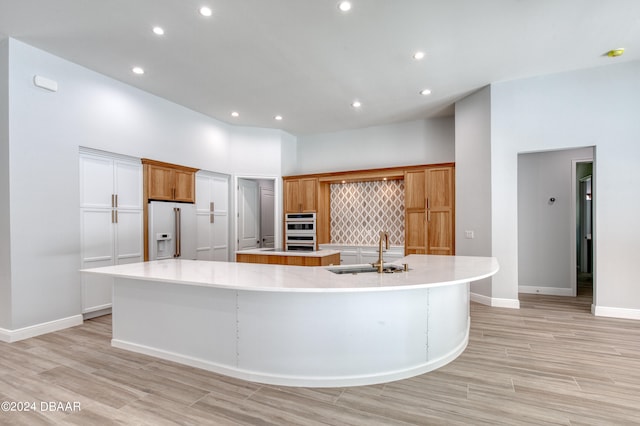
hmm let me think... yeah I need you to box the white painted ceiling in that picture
[1,0,639,135]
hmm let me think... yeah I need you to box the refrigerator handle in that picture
[174,207,181,258]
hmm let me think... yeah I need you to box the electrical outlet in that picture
[465,230,474,239]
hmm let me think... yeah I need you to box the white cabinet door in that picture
[80,155,113,208]
[320,244,405,266]
[115,209,143,262]
[114,160,143,210]
[80,207,115,316]
[81,209,115,264]
[80,150,142,316]
[196,172,230,261]
[360,250,380,264]
[340,251,358,265]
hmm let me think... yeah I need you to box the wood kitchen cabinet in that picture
[141,158,199,260]
[283,163,455,252]
[142,159,198,203]
[283,177,318,213]
[404,166,455,255]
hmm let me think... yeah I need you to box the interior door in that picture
[260,186,275,248]
[238,179,260,250]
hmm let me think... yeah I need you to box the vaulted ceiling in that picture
[1,0,639,135]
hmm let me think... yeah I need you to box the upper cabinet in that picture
[283,177,318,213]
[142,159,198,203]
[404,166,455,255]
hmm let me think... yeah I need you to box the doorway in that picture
[235,177,278,253]
[517,148,594,307]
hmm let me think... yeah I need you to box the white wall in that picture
[517,148,593,294]
[294,117,454,174]
[0,39,10,329]
[454,87,493,300]
[280,131,298,176]
[4,39,292,331]
[491,60,640,315]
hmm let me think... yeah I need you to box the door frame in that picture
[233,175,281,256]
[570,157,594,300]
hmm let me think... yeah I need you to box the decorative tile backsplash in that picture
[330,180,405,245]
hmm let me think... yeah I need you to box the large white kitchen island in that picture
[82,255,498,387]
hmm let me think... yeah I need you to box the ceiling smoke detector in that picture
[606,48,625,57]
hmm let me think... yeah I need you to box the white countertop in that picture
[236,248,340,257]
[82,255,499,293]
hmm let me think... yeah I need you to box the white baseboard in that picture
[470,292,492,306]
[593,305,640,320]
[470,292,520,309]
[519,286,574,296]
[0,315,83,343]
[83,307,112,320]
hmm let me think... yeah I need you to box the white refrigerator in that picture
[148,201,197,260]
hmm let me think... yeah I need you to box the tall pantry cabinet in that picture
[404,166,455,255]
[79,149,143,317]
[195,172,230,261]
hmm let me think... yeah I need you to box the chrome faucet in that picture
[373,231,389,273]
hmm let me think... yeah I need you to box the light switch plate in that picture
[465,230,474,239]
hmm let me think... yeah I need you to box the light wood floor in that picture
[2,291,640,425]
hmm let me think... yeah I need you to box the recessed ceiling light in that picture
[275,115,283,121]
[199,6,213,17]
[351,100,361,108]
[231,111,239,118]
[152,26,165,36]
[132,66,144,75]
[413,51,425,60]
[420,89,432,96]
[338,1,352,12]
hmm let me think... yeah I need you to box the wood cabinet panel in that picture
[284,179,301,213]
[174,169,195,202]
[147,165,175,200]
[405,210,427,255]
[236,252,340,266]
[300,178,317,212]
[404,170,426,210]
[283,177,317,213]
[426,167,455,255]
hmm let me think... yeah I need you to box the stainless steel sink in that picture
[327,263,405,275]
